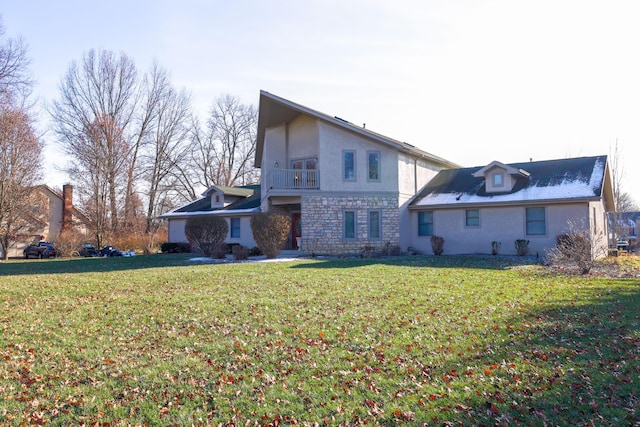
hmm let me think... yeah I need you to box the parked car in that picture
[78,243,99,257]
[100,245,123,257]
[23,242,57,259]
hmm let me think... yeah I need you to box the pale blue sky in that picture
[4,0,640,202]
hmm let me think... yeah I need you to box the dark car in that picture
[23,242,57,259]
[100,245,123,257]
[78,243,99,257]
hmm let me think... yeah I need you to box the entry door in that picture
[292,213,302,249]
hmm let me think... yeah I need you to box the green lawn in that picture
[0,255,638,426]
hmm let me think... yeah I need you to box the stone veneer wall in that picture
[301,193,400,256]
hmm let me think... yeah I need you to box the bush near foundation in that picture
[184,216,228,258]
[250,212,291,258]
[430,235,444,255]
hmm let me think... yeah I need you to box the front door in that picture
[292,213,302,249]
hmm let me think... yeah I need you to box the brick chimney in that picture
[62,184,73,230]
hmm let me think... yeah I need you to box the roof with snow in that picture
[410,155,611,208]
[159,185,261,218]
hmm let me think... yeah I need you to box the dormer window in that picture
[473,160,530,194]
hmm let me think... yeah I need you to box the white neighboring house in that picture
[159,185,260,250]
[408,156,615,257]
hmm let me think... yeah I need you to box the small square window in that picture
[465,209,479,227]
[493,173,504,187]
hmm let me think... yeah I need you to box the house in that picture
[159,184,261,249]
[255,91,459,255]
[1,184,88,258]
[608,211,640,250]
[163,92,615,260]
[408,156,615,257]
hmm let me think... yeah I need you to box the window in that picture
[368,210,381,239]
[230,218,241,238]
[344,210,356,239]
[291,158,318,188]
[367,151,380,181]
[465,209,479,227]
[343,151,356,181]
[526,207,546,235]
[493,173,504,187]
[418,211,433,236]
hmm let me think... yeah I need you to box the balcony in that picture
[267,169,319,190]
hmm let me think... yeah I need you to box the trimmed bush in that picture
[248,246,263,256]
[160,242,192,253]
[430,235,444,255]
[491,241,501,256]
[184,216,228,258]
[250,212,291,259]
[515,239,529,256]
[212,241,229,259]
[232,245,250,261]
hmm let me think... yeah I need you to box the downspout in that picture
[414,159,418,194]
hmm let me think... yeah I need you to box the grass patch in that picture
[0,255,638,425]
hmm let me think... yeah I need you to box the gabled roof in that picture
[472,160,530,178]
[159,185,261,218]
[410,155,612,208]
[255,91,459,169]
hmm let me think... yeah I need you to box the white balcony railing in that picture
[267,169,319,190]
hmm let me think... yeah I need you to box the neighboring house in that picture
[408,156,615,257]
[2,184,88,258]
[255,91,459,255]
[608,211,640,248]
[159,185,261,249]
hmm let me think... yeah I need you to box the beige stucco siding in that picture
[318,122,399,193]
[410,203,592,256]
[261,125,287,173]
[288,115,319,161]
[167,216,257,249]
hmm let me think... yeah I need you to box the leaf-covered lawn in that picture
[0,255,638,425]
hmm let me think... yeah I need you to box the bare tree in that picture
[0,19,33,101]
[0,102,44,259]
[50,49,139,246]
[189,94,259,189]
[608,140,639,244]
[609,140,638,212]
[138,63,192,233]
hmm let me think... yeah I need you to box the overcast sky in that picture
[4,0,639,203]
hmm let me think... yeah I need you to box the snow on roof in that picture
[412,156,607,207]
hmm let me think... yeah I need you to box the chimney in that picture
[62,184,73,230]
